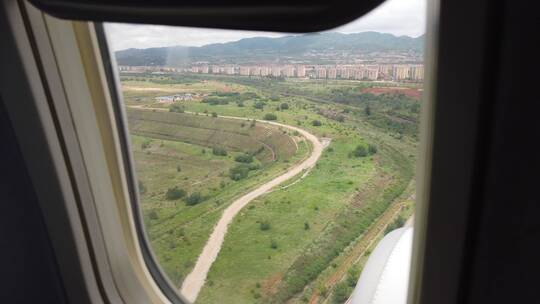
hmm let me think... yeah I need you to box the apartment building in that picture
[296,65,306,77]
[327,68,337,79]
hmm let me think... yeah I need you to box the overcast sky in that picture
[106,0,426,51]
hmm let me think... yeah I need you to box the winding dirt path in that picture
[179,115,324,303]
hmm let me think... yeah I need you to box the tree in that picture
[235,153,254,163]
[212,146,227,156]
[312,120,322,126]
[185,192,203,206]
[352,145,368,157]
[138,180,147,194]
[263,113,277,121]
[364,105,371,116]
[211,112,218,118]
[332,282,352,304]
[165,186,186,200]
[169,104,184,113]
[148,210,158,220]
[368,144,378,155]
[254,101,265,110]
[280,103,289,110]
[260,221,271,231]
[304,222,310,230]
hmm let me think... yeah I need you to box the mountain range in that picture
[115,31,424,66]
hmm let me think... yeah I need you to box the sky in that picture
[106,0,426,51]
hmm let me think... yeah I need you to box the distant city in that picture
[119,63,424,82]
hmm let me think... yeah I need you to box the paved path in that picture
[179,114,324,303]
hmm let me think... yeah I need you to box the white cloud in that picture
[105,0,426,51]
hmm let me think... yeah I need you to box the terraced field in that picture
[128,108,307,286]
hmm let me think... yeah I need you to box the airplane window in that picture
[104,0,425,302]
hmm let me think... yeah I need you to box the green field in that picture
[121,74,419,303]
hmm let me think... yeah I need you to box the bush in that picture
[148,210,158,220]
[304,222,310,230]
[138,180,147,194]
[169,104,184,113]
[352,145,368,157]
[237,101,244,107]
[368,144,378,155]
[332,282,352,304]
[176,165,181,172]
[212,146,227,156]
[263,113,277,121]
[229,164,253,181]
[260,221,271,231]
[165,186,186,200]
[385,215,406,234]
[185,192,203,206]
[364,105,371,116]
[312,120,322,126]
[235,153,254,163]
[141,140,151,150]
[280,103,289,110]
[211,112,218,118]
[254,101,265,109]
[270,239,278,249]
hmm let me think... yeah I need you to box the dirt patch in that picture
[262,272,285,296]
[362,87,422,100]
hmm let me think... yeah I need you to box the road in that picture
[178,113,325,303]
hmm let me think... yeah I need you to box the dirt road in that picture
[179,115,324,303]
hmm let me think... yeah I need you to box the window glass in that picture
[106,0,424,302]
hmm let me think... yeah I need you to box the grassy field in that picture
[120,74,418,303]
[129,109,307,285]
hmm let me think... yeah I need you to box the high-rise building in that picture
[316,68,327,79]
[327,68,337,79]
[225,66,234,75]
[392,65,410,81]
[211,65,220,74]
[261,66,269,76]
[410,65,424,81]
[271,66,281,77]
[282,66,294,77]
[296,65,306,77]
[201,66,209,74]
[250,66,261,76]
[365,68,379,80]
[239,66,250,76]
[191,66,199,73]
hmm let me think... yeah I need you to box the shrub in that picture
[141,140,151,150]
[148,210,158,220]
[368,144,378,155]
[280,103,289,110]
[235,153,254,163]
[176,165,181,172]
[263,113,277,120]
[312,120,322,126]
[185,192,203,206]
[304,222,310,230]
[165,186,186,200]
[352,145,368,157]
[212,146,227,156]
[138,180,147,194]
[254,101,265,109]
[169,104,184,113]
[385,215,406,234]
[364,105,371,116]
[260,221,271,231]
[229,164,256,181]
[237,101,244,107]
[211,112,218,118]
[270,239,278,249]
[332,282,352,304]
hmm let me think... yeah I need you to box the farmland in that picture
[120,73,419,303]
